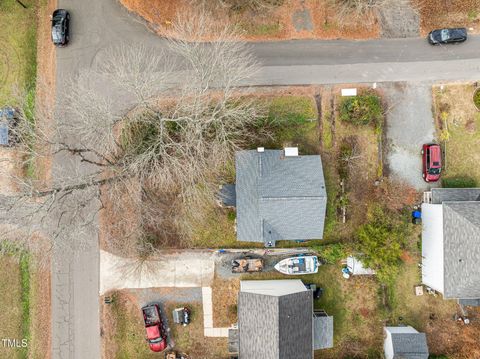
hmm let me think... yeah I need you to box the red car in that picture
[142,305,167,352]
[422,143,442,182]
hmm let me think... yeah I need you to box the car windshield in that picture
[429,168,441,175]
[149,337,163,344]
[440,29,450,41]
[52,24,62,40]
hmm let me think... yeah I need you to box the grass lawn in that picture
[103,292,160,359]
[0,255,31,359]
[165,302,228,358]
[432,84,480,186]
[0,0,37,107]
[102,291,228,359]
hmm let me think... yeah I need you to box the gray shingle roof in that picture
[459,298,480,306]
[443,201,480,299]
[238,290,313,359]
[391,333,429,359]
[235,150,327,244]
[219,184,236,207]
[431,188,480,204]
[313,315,333,350]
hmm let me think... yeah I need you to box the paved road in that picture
[52,1,480,358]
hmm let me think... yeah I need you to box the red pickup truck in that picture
[142,304,167,352]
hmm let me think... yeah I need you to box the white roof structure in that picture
[421,203,444,293]
[240,279,307,297]
[346,256,376,275]
[284,147,299,157]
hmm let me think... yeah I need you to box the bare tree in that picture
[0,11,263,262]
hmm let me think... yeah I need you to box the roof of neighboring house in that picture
[238,280,313,359]
[459,298,480,306]
[431,188,480,204]
[313,315,333,350]
[391,333,429,359]
[235,149,327,244]
[218,184,236,207]
[443,201,480,299]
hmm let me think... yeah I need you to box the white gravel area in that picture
[382,82,440,191]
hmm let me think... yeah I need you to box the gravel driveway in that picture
[382,82,440,191]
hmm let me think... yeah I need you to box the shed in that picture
[383,326,429,359]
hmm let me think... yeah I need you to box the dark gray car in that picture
[428,28,467,45]
[51,9,70,47]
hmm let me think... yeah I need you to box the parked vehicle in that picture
[142,305,167,352]
[172,307,190,326]
[274,255,319,275]
[51,9,70,47]
[422,143,442,182]
[428,28,467,45]
[231,256,264,273]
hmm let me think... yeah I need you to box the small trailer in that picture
[231,256,264,273]
[172,307,191,326]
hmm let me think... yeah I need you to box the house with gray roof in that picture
[421,188,480,301]
[383,326,429,359]
[233,147,327,246]
[235,280,333,359]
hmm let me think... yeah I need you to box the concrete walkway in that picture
[202,287,230,338]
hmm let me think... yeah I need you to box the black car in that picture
[51,9,70,47]
[428,28,467,45]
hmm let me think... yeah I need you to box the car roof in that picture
[429,145,441,165]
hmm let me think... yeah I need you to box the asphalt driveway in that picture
[382,82,439,191]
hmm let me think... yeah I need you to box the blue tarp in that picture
[0,107,15,119]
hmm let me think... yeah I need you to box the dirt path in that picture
[378,0,420,38]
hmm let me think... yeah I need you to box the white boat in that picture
[274,255,319,275]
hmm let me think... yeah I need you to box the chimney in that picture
[284,147,298,157]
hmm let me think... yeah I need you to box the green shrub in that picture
[442,176,477,188]
[356,206,410,284]
[227,210,236,221]
[473,87,480,110]
[313,243,348,264]
[339,93,382,126]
